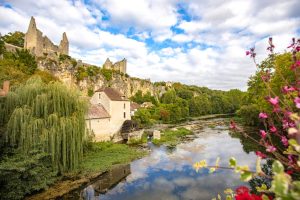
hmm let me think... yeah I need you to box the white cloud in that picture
[1,0,299,90]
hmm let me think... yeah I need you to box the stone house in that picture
[130,102,140,116]
[86,87,131,141]
[140,102,154,108]
[24,17,69,57]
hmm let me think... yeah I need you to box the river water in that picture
[74,119,258,200]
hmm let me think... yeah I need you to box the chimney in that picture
[3,81,9,95]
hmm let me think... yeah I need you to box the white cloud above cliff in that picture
[0,0,299,90]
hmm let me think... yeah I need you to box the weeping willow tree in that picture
[0,77,87,172]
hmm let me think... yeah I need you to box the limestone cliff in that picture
[37,55,167,99]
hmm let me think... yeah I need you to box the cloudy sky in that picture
[1,0,299,90]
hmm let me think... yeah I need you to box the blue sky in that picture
[0,0,299,90]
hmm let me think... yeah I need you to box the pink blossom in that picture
[230,120,237,130]
[288,155,295,165]
[282,86,296,94]
[268,96,279,106]
[259,112,268,119]
[272,106,281,113]
[270,126,277,133]
[282,120,289,129]
[294,97,300,108]
[260,130,267,139]
[246,47,256,58]
[289,122,296,128]
[291,61,300,70]
[266,145,277,153]
[267,37,275,53]
[281,136,288,147]
[256,151,267,159]
[284,111,292,118]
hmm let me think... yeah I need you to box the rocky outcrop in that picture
[37,56,167,98]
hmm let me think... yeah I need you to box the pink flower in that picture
[259,112,268,119]
[272,106,281,113]
[261,70,271,82]
[282,86,296,94]
[291,61,300,70]
[266,145,277,153]
[246,51,250,56]
[260,130,267,139]
[282,120,289,129]
[281,136,288,147]
[230,120,237,130]
[294,97,300,108]
[268,96,279,106]
[270,126,277,133]
[256,151,267,159]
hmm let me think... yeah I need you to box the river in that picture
[66,118,258,200]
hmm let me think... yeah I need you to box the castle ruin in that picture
[24,17,69,57]
[103,58,127,74]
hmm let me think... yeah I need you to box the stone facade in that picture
[103,58,127,74]
[24,17,69,57]
[86,88,131,141]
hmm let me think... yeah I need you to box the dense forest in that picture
[131,84,244,126]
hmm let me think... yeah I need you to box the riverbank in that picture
[26,143,146,200]
[26,116,233,199]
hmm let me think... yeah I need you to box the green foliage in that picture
[3,49,37,74]
[0,36,4,55]
[0,77,87,172]
[132,108,154,127]
[100,68,113,81]
[152,128,192,146]
[58,54,71,62]
[241,53,297,125]
[79,142,146,173]
[0,150,57,200]
[87,88,94,97]
[130,90,157,105]
[237,104,260,126]
[2,31,25,47]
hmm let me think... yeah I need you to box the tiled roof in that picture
[86,104,110,119]
[130,102,140,111]
[95,87,128,101]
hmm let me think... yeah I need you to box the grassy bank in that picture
[152,128,193,146]
[79,142,146,174]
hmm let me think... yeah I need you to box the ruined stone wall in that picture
[43,36,59,54]
[4,43,22,53]
[24,17,69,57]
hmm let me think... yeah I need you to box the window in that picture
[124,103,126,109]
[99,93,101,99]
[124,112,126,118]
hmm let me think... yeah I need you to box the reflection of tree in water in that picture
[228,127,264,154]
[64,164,131,199]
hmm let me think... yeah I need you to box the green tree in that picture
[4,49,37,74]
[0,77,87,172]
[2,31,25,47]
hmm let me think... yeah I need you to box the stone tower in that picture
[103,58,113,70]
[24,17,43,57]
[24,16,69,56]
[59,32,69,55]
[102,58,127,74]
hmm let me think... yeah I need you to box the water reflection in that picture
[81,120,258,200]
[65,164,131,200]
